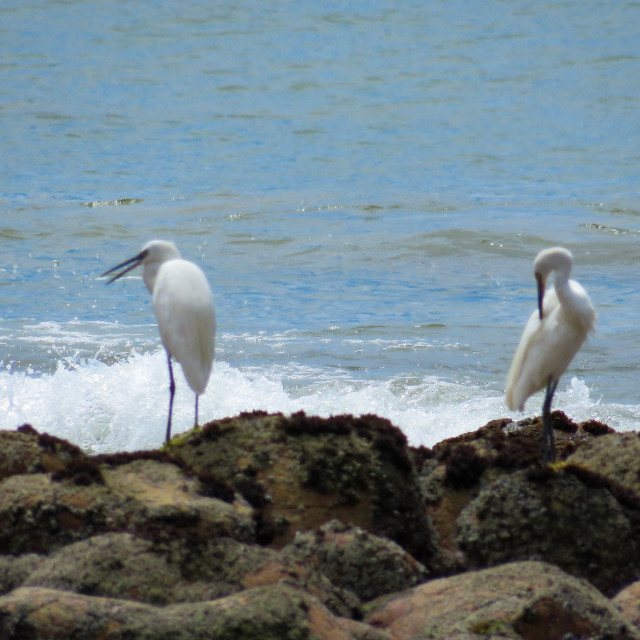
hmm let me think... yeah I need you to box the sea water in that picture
[2,1,639,453]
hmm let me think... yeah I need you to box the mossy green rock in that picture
[0,555,44,594]
[21,531,359,616]
[168,411,437,566]
[418,414,623,576]
[455,465,640,595]
[2,416,640,638]
[284,519,427,602]
[567,431,640,494]
[0,458,255,554]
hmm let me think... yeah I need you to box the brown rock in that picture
[417,414,588,573]
[0,428,44,480]
[0,584,388,640]
[456,412,607,463]
[0,458,254,554]
[0,426,97,481]
[168,411,437,566]
[614,580,640,631]
[101,458,255,542]
[365,560,638,640]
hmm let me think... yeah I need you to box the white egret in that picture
[102,240,216,444]
[505,247,596,462]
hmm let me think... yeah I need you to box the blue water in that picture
[1,1,640,452]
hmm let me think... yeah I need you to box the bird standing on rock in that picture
[102,240,216,444]
[505,247,596,463]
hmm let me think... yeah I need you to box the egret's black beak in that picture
[536,272,545,320]
[101,249,148,284]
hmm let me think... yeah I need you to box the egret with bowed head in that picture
[505,247,596,462]
[102,240,216,444]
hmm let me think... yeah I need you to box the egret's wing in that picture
[567,279,597,334]
[152,261,216,395]
[506,309,540,411]
[505,289,559,411]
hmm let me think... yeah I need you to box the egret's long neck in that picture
[143,262,162,294]
[552,269,572,307]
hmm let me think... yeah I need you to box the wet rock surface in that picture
[0,410,640,639]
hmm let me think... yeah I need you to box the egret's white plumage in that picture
[103,240,216,444]
[505,247,596,462]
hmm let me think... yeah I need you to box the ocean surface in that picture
[2,0,639,453]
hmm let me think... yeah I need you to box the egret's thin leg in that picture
[194,394,199,428]
[541,377,559,463]
[166,352,176,445]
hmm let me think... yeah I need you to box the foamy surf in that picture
[0,347,635,454]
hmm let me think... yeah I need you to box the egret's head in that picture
[141,240,181,264]
[102,240,181,290]
[533,247,573,320]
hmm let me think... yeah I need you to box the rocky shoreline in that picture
[1,410,640,639]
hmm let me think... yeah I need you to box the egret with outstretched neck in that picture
[102,240,216,444]
[506,247,596,462]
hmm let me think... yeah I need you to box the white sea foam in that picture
[0,348,636,454]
